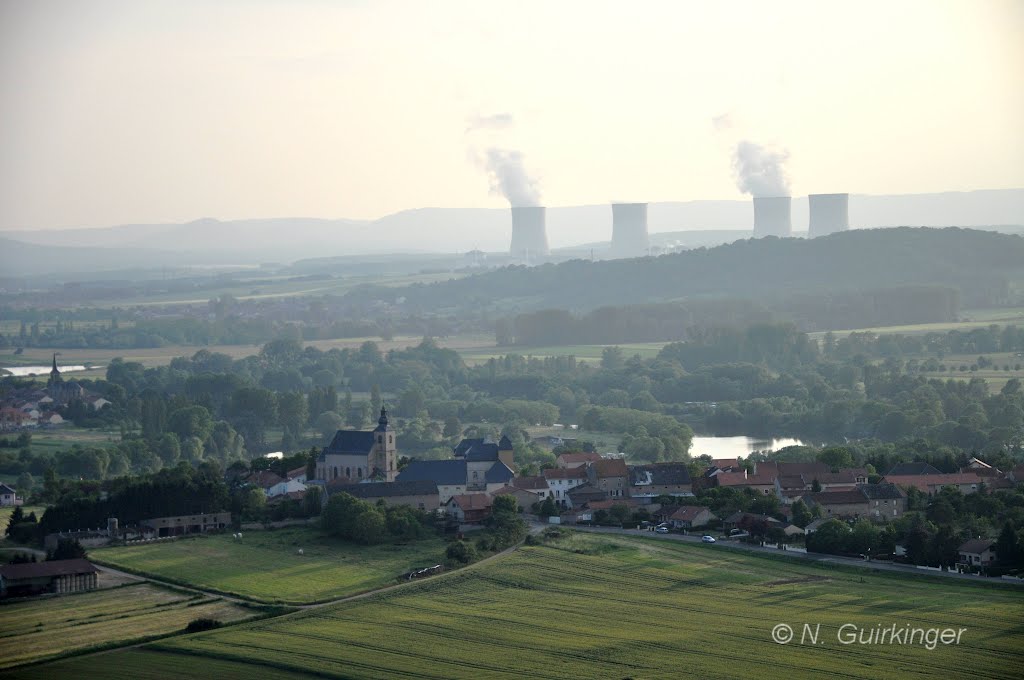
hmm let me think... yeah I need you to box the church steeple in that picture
[375,406,389,431]
[48,353,63,386]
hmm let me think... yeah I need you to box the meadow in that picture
[29,532,1024,680]
[0,582,255,669]
[93,527,447,605]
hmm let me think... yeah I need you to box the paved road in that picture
[565,524,1024,586]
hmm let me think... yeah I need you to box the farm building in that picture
[140,511,232,537]
[0,558,98,598]
[0,483,21,507]
[445,493,493,523]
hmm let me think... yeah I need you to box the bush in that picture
[185,618,223,633]
[445,540,478,565]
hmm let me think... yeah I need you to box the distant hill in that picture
[1,189,1021,273]
[369,228,1024,331]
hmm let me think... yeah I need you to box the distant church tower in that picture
[47,353,63,387]
[372,406,398,482]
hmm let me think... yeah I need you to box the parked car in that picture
[701,535,716,543]
[655,526,669,534]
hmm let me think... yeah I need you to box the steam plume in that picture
[733,140,790,197]
[483,148,540,207]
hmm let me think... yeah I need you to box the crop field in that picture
[459,341,670,365]
[0,582,254,669]
[93,527,447,605]
[38,532,1024,680]
[809,306,1024,339]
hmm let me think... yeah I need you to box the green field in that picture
[35,532,1024,679]
[808,306,1024,339]
[0,505,46,531]
[0,582,255,669]
[93,527,447,605]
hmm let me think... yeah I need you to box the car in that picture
[655,526,669,534]
[701,535,716,543]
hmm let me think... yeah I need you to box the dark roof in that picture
[886,462,942,476]
[396,460,467,486]
[0,484,16,494]
[807,490,869,505]
[325,429,377,455]
[0,558,97,580]
[567,483,607,501]
[592,458,628,478]
[484,461,515,484]
[453,438,485,457]
[465,443,501,462]
[958,538,995,554]
[630,463,692,486]
[513,475,548,490]
[669,506,713,522]
[329,480,438,499]
[859,483,905,500]
[498,435,513,449]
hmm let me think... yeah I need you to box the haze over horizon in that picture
[1,0,1022,233]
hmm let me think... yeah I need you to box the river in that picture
[690,436,805,460]
[1,365,89,377]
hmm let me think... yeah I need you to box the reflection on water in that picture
[691,436,804,460]
[1,365,89,377]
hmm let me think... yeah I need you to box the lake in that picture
[1,365,89,377]
[690,436,805,460]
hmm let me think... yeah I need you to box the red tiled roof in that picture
[882,473,984,493]
[557,452,601,464]
[513,475,549,490]
[587,498,640,510]
[669,506,711,522]
[448,493,492,511]
[710,458,740,469]
[544,467,587,481]
[807,490,869,506]
[592,458,628,478]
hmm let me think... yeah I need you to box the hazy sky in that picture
[1,0,1022,230]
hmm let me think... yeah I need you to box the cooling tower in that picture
[611,203,649,257]
[752,196,792,238]
[509,206,549,259]
[808,193,850,238]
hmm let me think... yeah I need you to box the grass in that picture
[809,306,1024,339]
[459,341,671,365]
[92,527,447,605]
[32,532,1024,679]
[0,582,255,669]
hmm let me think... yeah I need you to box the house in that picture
[327,480,440,511]
[0,558,98,598]
[722,511,804,536]
[245,470,284,489]
[445,493,493,523]
[512,475,551,500]
[881,472,986,495]
[454,436,515,472]
[0,484,21,507]
[140,511,232,537]
[804,490,871,519]
[266,477,307,499]
[860,483,908,520]
[665,506,716,530]
[316,407,397,483]
[709,458,741,470]
[774,469,865,504]
[627,463,693,503]
[714,469,776,495]
[885,462,942,476]
[586,498,642,512]
[588,458,629,498]
[396,459,513,503]
[556,451,602,469]
[543,467,588,507]
[286,466,308,483]
[567,483,608,508]
[957,539,997,569]
[492,485,541,511]
[775,462,829,478]
[803,518,830,534]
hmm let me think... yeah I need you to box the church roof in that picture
[485,461,515,484]
[325,430,376,455]
[397,460,468,486]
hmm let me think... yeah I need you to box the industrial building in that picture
[610,203,649,257]
[509,206,549,259]
[808,193,850,238]
[752,196,792,237]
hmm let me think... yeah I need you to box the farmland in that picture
[29,532,1024,679]
[0,582,255,669]
[93,527,447,605]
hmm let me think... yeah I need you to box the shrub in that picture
[185,618,223,633]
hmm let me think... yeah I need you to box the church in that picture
[316,407,398,483]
